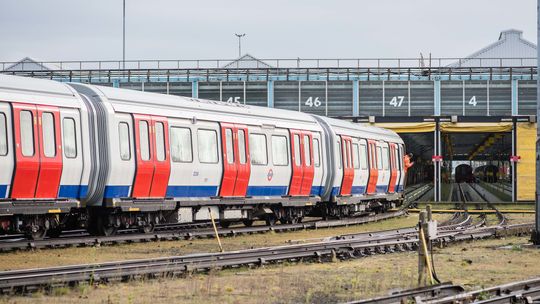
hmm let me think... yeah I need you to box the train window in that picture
[170,127,192,162]
[352,143,360,169]
[382,146,389,170]
[272,135,288,166]
[139,121,150,161]
[225,128,234,164]
[0,113,6,156]
[337,140,342,169]
[293,135,301,166]
[359,143,367,169]
[118,122,131,160]
[20,110,34,157]
[313,138,320,167]
[376,146,383,169]
[303,135,311,166]
[198,129,218,163]
[238,129,246,164]
[155,122,165,161]
[42,113,56,157]
[249,133,267,165]
[63,118,77,158]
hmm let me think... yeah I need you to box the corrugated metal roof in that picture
[449,29,537,67]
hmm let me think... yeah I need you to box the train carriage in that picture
[0,74,406,238]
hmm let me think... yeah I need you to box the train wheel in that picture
[265,216,276,226]
[242,219,254,227]
[220,221,231,228]
[26,227,47,240]
[97,217,117,236]
[47,227,63,238]
[140,224,155,234]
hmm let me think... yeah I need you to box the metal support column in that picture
[353,80,359,116]
[433,77,441,116]
[532,0,540,244]
[511,78,519,116]
[434,120,441,202]
[192,81,199,98]
[267,80,274,108]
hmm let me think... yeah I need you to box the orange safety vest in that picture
[404,155,414,173]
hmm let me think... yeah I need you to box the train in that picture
[473,165,499,183]
[0,75,406,239]
[454,164,475,183]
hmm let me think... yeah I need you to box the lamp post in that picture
[235,33,245,57]
[122,0,126,69]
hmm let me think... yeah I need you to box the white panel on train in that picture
[167,119,222,198]
[0,102,13,198]
[352,138,369,196]
[58,108,84,198]
[104,113,136,198]
[311,132,325,196]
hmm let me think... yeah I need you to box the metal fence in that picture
[1,57,537,71]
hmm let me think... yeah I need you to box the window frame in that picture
[139,120,151,161]
[197,128,219,164]
[271,135,289,166]
[238,129,247,165]
[0,113,7,156]
[170,126,193,163]
[20,110,34,157]
[313,138,321,167]
[249,133,268,166]
[118,122,131,161]
[62,118,78,159]
[155,122,166,161]
[359,143,368,170]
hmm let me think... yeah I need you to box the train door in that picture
[0,102,13,199]
[220,123,251,197]
[300,131,314,195]
[58,109,84,198]
[340,136,354,196]
[387,143,398,193]
[288,130,314,196]
[352,139,369,195]
[366,140,378,194]
[149,116,171,197]
[132,114,154,198]
[288,130,304,196]
[11,103,63,199]
[398,144,406,192]
[35,106,63,198]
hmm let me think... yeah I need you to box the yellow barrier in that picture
[517,123,536,201]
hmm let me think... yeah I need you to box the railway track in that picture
[350,276,540,304]
[0,210,406,252]
[0,185,433,252]
[0,217,530,294]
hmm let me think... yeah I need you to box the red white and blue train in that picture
[0,75,406,238]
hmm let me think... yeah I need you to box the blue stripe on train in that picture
[310,186,323,196]
[247,186,288,196]
[331,187,341,196]
[166,186,219,197]
[0,185,7,198]
[376,185,388,193]
[351,186,366,195]
[104,185,131,198]
[58,185,88,199]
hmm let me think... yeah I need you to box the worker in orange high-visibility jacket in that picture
[404,153,414,173]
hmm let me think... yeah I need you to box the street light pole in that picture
[123,0,126,69]
[235,33,245,57]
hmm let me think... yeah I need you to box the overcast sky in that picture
[0,0,536,62]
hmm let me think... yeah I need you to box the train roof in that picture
[318,116,403,143]
[0,74,82,107]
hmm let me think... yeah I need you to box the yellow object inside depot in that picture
[372,122,536,201]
